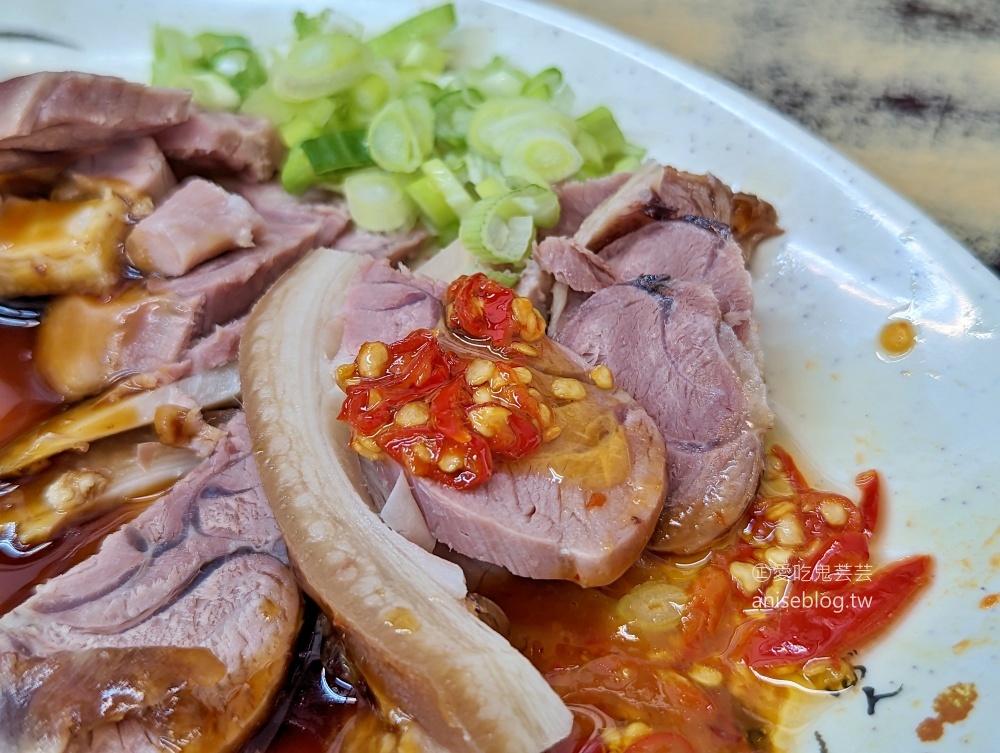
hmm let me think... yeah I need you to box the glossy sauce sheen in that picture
[0,327,62,447]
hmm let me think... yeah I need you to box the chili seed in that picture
[350,435,382,461]
[357,341,390,378]
[551,377,587,401]
[473,386,492,404]
[538,403,553,426]
[367,389,382,409]
[438,451,464,473]
[688,664,724,687]
[468,405,511,438]
[819,499,849,526]
[465,358,496,386]
[589,364,615,390]
[729,561,762,596]
[335,363,357,389]
[543,425,562,442]
[774,514,805,547]
[763,546,794,569]
[511,297,534,327]
[765,576,790,602]
[394,402,429,427]
[511,342,538,357]
[412,442,433,463]
[512,366,532,384]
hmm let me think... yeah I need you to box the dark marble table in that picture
[550,0,1000,272]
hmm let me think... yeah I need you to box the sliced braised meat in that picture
[228,181,350,247]
[336,259,444,364]
[127,178,266,277]
[574,161,665,251]
[657,166,781,258]
[0,72,191,152]
[538,216,755,343]
[557,276,771,554]
[154,110,285,183]
[534,236,616,294]
[37,217,322,400]
[0,414,301,753]
[181,316,247,375]
[61,136,177,206]
[514,257,554,316]
[553,161,780,259]
[147,219,321,336]
[334,224,431,263]
[35,289,201,400]
[544,171,631,239]
[602,218,755,342]
[336,260,667,587]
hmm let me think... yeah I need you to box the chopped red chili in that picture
[338,274,565,489]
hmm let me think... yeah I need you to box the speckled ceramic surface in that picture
[2,1,998,749]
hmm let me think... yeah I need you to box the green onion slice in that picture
[344,169,417,232]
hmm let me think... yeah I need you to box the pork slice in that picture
[0,414,301,753]
[337,263,667,587]
[0,72,191,152]
[64,137,177,205]
[544,171,631,239]
[335,257,445,365]
[154,110,285,182]
[602,218,755,342]
[147,219,322,336]
[557,276,771,554]
[334,224,431,263]
[408,387,667,587]
[559,161,780,259]
[658,166,781,258]
[126,178,266,277]
[228,181,350,246]
[535,236,616,294]
[513,257,554,317]
[37,219,320,399]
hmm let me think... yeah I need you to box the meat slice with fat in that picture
[154,110,285,183]
[601,218,756,343]
[0,414,302,753]
[126,177,266,277]
[0,72,191,152]
[59,136,177,207]
[557,275,771,554]
[553,161,780,258]
[241,248,575,752]
[335,258,667,587]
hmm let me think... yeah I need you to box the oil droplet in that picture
[877,319,917,360]
[382,607,420,635]
[980,593,999,610]
[916,682,977,742]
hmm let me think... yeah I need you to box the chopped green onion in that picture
[301,130,372,174]
[576,106,628,157]
[367,97,435,173]
[522,67,563,100]
[367,4,457,60]
[459,185,558,264]
[272,33,370,102]
[421,158,475,217]
[467,97,576,160]
[406,175,458,230]
[433,88,481,145]
[500,128,583,185]
[344,169,417,232]
[460,56,528,99]
[281,145,319,195]
[293,9,333,39]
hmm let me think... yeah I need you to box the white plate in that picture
[3,1,998,749]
